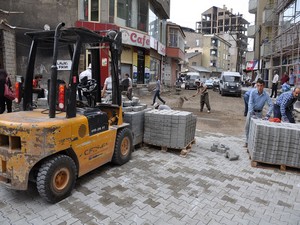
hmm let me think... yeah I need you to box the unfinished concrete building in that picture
[196,5,249,73]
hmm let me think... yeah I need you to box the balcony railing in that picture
[262,8,274,26]
[249,0,257,14]
[260,42,272,58]
[247,25,258,38]
[245,51,254,62]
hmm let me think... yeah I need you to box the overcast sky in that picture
[169,0,255,29]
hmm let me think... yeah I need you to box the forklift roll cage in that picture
[22,23,122,118]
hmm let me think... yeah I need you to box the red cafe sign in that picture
[120,28,150,49]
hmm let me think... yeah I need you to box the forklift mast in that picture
[22,23,122,118]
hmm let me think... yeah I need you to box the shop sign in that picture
[150,37,158,50]
[158,42,166,56]
[57,60,72,70]
[120,28,150,49]
[246,60,258,71]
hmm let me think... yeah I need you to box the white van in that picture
[219,71,242,97]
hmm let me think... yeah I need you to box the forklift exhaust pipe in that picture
[49,22,65,118]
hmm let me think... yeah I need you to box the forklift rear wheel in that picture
[36,155,77,203]
[112,128,133,165]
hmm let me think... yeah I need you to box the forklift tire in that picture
[112,128,133,165]
[36,155,77,203]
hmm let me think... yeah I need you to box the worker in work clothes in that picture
[273,87,300,123]
[193,79,211,113]
[244,78,273,148]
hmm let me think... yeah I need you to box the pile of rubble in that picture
[210,144,239,161]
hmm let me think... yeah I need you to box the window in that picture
[296,0,300,23]
[116,0,148,32]
[78,0,89,21]
[91,0,99,21]
[279,2,296,32]
[169,28,178,47]
[109,0,115,23]
[168,28,184,51]
[78,0,98,21]
[117,0,131,26]
[149,6,159,39]
[139,1,148,32]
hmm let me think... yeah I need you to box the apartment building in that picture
[164,22,185,86]
[0,0,170,85]
[249,0,300,86]
[182,28,231,76]
[196,5,249,73]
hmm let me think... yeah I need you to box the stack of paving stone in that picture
[143,110,197,149]
[248,118,300,168]
[123,108,151,146]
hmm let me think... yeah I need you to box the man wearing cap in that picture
[193,79,211,113]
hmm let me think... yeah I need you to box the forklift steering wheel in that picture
[78,79,97,92]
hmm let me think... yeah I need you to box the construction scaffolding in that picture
[260,0,300,86]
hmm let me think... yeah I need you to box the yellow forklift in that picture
[0,23,133,203]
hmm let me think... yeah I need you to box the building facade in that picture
[201,35,231,75]
[248,0,300,86]
[165,22,185,86]
[0,0,170,86]
[195,5,249,73]
[182,29,231,76]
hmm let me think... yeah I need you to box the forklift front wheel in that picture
[112,128,133,165]
[36,155,77,203]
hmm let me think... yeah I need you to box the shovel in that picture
[178,95,195,108]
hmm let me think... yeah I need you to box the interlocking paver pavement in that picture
[0,131,299,225]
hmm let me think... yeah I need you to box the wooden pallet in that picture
[251,160,300,173]
[144,139,196,158]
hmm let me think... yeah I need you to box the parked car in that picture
[185,72,201,90]
[204,79,214,89]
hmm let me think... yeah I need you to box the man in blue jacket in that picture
[244,79,273,148]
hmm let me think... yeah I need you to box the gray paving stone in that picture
[231,215,250,225]
[11,218,31,225]
[141,212,160,224]
[0,133,299,225]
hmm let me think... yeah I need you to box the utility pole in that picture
[258,25,261,73]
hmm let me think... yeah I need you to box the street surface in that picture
[0,88,299,225]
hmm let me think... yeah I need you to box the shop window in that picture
[138,1,148,32]
[91,0,99,21]
[78,0,98,21]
